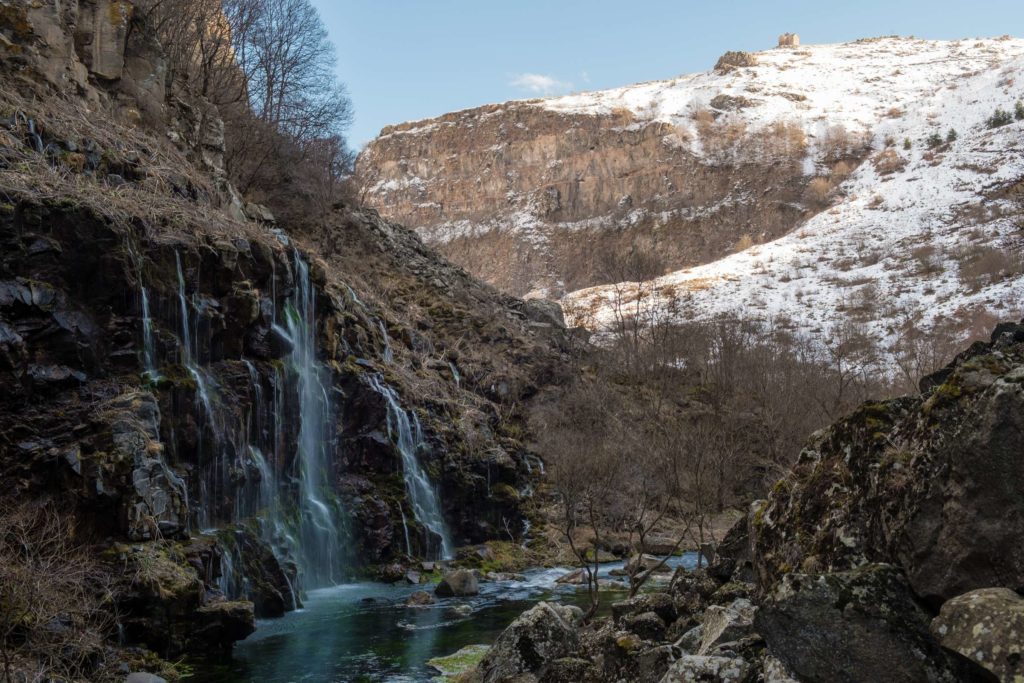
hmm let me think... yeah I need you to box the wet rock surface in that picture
[436,569,480,597]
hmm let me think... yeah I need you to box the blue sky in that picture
[314,1,1024,147]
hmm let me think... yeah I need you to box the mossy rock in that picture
[426,644,489,682]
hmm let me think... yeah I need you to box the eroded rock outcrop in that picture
[356,100,826,297]
[750,321,1024,605]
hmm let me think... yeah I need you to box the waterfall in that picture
[284,252,345,587]
[378,320,394,364]
[168,247,345,597]
[175,252,214,422]
[400,507,412,557]
[448,361,461,388]
[368,375,453,560]
[140,287,159,379]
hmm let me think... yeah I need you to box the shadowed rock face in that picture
[356,102,831,297]
[749,321,1024,606]
[755,564,996,683]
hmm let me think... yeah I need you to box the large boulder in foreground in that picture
[755,564,996,683]
[473,601,582,682]
[931,587,1024,682]
[435,569,479,597]
[750,321,1024,605]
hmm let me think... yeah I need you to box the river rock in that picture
[555,568,587,584]
[761,655,800,683]
[406,590,435,607]
[193,600,256,651]
[640,535,680,556]
[673,624,704,654]
[698,598,756,655]
[612,592,677,625]
[931,587,1024,682]
[451,604,473,617]
[435,569,479,597]
[755,564,996,682]
[626,553,671,574]
[473,601,581,682]
[659,654,749,682]
[623,611,667,641]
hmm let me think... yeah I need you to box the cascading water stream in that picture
[378,320,394,364]
[367,375,453,560]
[400,507,413,557]
[175,252,215,422]
[283,252,345,586]
[140,287,159,379]
[166,246,346,598]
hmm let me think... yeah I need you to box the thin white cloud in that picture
[510,73,573,95]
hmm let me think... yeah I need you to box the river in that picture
[197,554,700,682]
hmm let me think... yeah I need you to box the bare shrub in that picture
[0,502,115,682]
[818,124,870,163]
[803,176,832,206]
[872,148,907,175]
[754,120,807,163]
[697,117,749,164]
[956,243,1024,292]
[911,244,944,275]
[735,233,755,252]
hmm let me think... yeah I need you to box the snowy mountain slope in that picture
[560,37,1024,347]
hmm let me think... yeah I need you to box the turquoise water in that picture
[198,555,699,682]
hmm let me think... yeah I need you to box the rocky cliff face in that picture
[359,38,1024,347]
[357,102,818,297]
[0,1,571,673]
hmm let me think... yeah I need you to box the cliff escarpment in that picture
[357,101,822,297]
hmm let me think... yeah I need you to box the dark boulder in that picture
[612,591,678,626]
[472,601,582,682]
[755,564,997,683]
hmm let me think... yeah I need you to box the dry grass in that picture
[0,86,270,248]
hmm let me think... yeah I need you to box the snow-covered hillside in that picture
[561,36,1024,347]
